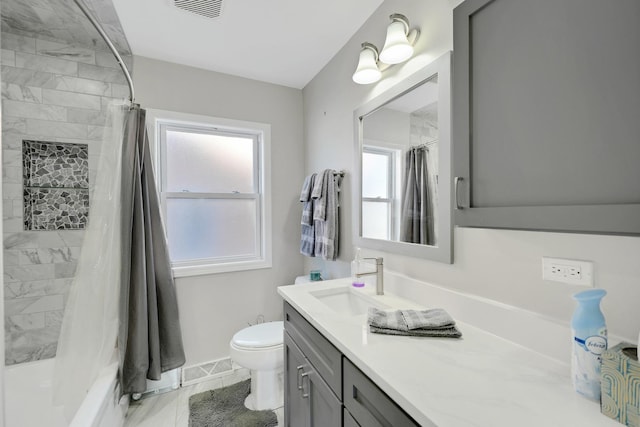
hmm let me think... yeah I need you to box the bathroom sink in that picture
[310,287,388,316]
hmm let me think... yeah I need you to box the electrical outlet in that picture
[542,257,593,286]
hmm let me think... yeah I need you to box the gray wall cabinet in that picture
[452,0,640,234]
[283,302,419,426]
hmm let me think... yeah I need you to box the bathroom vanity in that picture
[278,276,621,426]
[284,301,419,426]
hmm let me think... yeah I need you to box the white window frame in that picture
[146,109,272,277]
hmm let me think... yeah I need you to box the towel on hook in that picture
[314,169,341,260]
[367,307,462,338]
[311,169,330,221]
[300,173,316,226]
[300,173,317,256]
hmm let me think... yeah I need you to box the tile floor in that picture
[124,369,284,427]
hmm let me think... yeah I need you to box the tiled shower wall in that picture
[1,31,132,364]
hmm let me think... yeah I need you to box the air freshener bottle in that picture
[571,289,607,401]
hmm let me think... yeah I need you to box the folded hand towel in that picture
[401,308,455,330]
[368,307,407,331]
[367,307,462,338]
[369,325,462,338]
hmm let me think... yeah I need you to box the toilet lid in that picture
[232,321,284,349]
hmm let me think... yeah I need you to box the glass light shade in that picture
[379,20,414,64]
[352,47,381,85]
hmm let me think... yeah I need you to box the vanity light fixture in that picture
[379,13,419,65]
[352,42,382,85]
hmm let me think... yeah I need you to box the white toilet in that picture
[229,320,284,411]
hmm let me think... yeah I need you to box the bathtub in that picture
[5,358,127,427]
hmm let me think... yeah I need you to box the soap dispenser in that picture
[571,288,607,401]
[351,247,364,287]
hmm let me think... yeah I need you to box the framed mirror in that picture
[353,52,452,263]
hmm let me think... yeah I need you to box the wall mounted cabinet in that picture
[452,0,640,234]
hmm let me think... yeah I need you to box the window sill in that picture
[171,259,272,278]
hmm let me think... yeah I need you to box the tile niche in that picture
[22,140,90,231]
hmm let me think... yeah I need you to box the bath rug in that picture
[189,379,278,427]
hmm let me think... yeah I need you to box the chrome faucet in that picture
[356,257,384,295]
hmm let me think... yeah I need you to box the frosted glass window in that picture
[362,151,389,198]
[152,113,271,277]
[166,198,257,262]
[362,201,390,240]
[165,130,255,193]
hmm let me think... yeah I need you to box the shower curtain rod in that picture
[72,0,135,103]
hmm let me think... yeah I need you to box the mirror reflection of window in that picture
[362,147,401,240]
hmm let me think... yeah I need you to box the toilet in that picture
[229,320,284,411]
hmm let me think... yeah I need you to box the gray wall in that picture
[133,56,305,366]
[303,0,640,341]
[1,31,132,364]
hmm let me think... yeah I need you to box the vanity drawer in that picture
[283,302,342,399]
[343,358,422,427]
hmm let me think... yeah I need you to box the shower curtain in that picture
[54,101,185,418]
[118,105,185,395]
[400,146,435,245]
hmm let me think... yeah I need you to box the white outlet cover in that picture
[542,257,594,286]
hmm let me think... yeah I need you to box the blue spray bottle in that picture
[571,288,607,401]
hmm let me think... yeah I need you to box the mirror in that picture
[354,52,452,263]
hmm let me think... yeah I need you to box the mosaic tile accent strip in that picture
[24,188,89,230]
[23,140,89,189]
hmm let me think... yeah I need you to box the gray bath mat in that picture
[189,379,278,427]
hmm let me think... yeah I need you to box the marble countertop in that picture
[278,278,620,427]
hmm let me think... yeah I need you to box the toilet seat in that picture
[231,321,283,349]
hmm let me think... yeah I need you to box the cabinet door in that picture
[452,0,640,234]
[284,302,342,399]
[307,362,342,427]
[284,332,309,427]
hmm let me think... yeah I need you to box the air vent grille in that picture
[173,0,223,19]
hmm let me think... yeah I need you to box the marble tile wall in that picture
[2,30,132,364]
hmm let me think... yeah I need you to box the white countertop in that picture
[278,278,620,427]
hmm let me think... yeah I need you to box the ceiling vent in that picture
[173,0,223,19]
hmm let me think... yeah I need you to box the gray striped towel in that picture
[367,307,462,338]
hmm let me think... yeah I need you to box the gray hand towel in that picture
[401,308,455,330]
[368,307,407,331]
[300,173,316,202]
[367,307,462,338]
[369,325,462,338]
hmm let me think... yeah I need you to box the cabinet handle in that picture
[296,365,305,390]
[301,372,310,398]
[454,176,464,210]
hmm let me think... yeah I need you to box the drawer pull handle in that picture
[454,176,464,210]
[296,365,305,390]
[301,372,310,398]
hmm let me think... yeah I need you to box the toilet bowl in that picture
[229,321,284,411]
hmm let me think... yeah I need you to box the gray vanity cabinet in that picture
[284,332,342,426]
[284,302,342,426]
[452,0,640,234]
[284,301,422,426]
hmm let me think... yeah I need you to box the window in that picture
[362,145,400,241]
[148,109,271,277]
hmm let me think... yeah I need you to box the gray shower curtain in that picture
[118,106,186,395]
[400,146,434,245]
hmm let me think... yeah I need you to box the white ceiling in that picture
[111,0,384,89]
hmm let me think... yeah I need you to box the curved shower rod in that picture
[72,0,135,103]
